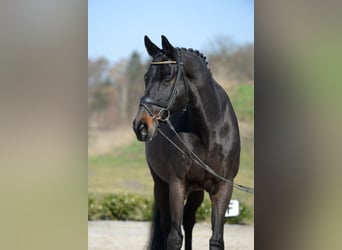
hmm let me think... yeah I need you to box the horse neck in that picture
[181,52,223,144]
[187,74,222,145]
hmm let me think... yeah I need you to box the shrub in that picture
[196,197,253,224]
[88,193,153,221]
[196,198,211,221]
[88,193,113,220]
[88,193,252,224]
[225,201,254,225]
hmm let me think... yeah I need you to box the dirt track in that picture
[88,221,254,250]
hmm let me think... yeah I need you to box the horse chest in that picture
[145,140,194,182]
[146,132,230,190]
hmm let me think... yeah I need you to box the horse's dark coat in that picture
[133,35,240,250]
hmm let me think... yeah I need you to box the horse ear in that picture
[144,35,161,58]
[161,35,177,60]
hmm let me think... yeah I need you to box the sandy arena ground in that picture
[88,221,254,250]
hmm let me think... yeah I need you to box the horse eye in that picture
[164,69,173,80]
[162,74,173,85]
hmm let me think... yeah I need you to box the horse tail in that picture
[148,204,165,250]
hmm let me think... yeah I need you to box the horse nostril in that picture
[138,123,147,138]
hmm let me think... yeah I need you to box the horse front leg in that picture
[150,170,171,250]
[167,178,186,250]
[209,182,233,250]
[183,190,204,250]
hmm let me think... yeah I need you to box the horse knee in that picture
[167,223,183,250]
[209,239,224,250]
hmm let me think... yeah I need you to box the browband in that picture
[150,60,177,65]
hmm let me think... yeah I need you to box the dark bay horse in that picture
[133,35,240,250]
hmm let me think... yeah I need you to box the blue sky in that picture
[88,0,254,63]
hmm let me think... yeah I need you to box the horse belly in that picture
[185,164,219,194]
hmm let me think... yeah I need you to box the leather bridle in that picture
[139,49,188,122]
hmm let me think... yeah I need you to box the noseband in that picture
[139,49,188,122]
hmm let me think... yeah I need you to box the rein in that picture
[158,118,255,194]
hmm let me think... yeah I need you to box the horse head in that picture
[133,35,188,141]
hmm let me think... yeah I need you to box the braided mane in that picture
[178,47,211,72]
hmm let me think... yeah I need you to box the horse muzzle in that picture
[132,115,158,142]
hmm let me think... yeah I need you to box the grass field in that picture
[88,83,254,222]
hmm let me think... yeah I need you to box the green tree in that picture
[125,51,146,118]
